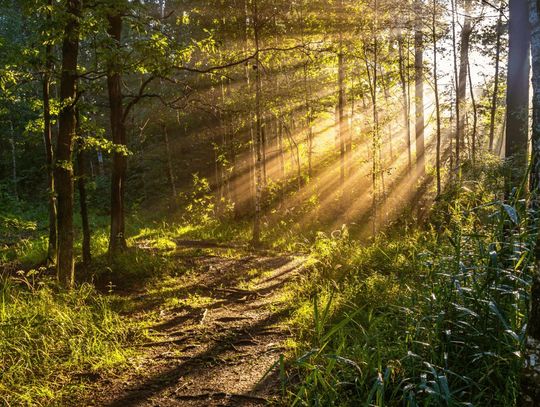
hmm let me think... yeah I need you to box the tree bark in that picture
[107,12,128,255]
[9,121,18,201]
[489,4,504,152]
[506,0,531,191]
[163,124,177,199]
[468,60,478,163]
[398,31,412,173]
[252,0,263,246]
[457,0,472,164]
[76,111,91,268]
[54,0,81,288]
[432,0,442,196]
[43,0,57,263]
[338,35,346,188]
[415,0,425,176]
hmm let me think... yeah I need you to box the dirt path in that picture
[87,246,306,407]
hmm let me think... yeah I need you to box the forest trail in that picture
[86,244,306,407]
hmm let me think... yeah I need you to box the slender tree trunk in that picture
[54,0,81,288]
[398,31,412,173]
[107,12,128,255]
[43,0,57,262]
[506,0,531,191]
[262,117,268,186]
[252,0,263,246]
[457,0,472,163]
[278,120,285,179]
[415,0,425,176]
[432,0,442,196]
[9,121,18,200]
[489,5,504,152]
[338,32,346,188]
[76,111,91,267]
[468,61,478,163]
[163,124,177,198]
[304,63,313,179]
[451,0,460,170]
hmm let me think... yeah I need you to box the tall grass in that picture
[286,166,534,406]
[0,271,138,406]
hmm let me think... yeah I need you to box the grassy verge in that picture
[0,273,140,406]
[283,166,533,406]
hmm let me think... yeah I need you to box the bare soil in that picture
[83,245,306,407]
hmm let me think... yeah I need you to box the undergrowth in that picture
[285,163,534,406]
[0,272,139,406]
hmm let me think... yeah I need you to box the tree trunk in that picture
[43,0,57,263]
[163,124,177,199]
[522,7,540,405]
[432,0,442,196]
[107,12,128,255]
[415,0,425,176]
[451,0,460,170]
[76,111,91,268]
[54,0,81,288]
[457,0,472,165]
[9,121,18,200]
[506,0,531,191]
[252,0,263,246]
[338,24,346,188]
[398,31,412,173]
[489,4,504,152]
[468,61,478,163]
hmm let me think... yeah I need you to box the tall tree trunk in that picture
[76,111,91,268]
[398,31,412,173]
[489,4,504,152]
[468,61,478,163]
[9,121,18,200]
[432,0,442,196]
[338,35,346,188]
[163,124,177,199]
[451,0,460,170]
[304,62,313,179]
[252,0,263,246]
[43,0,57,263]
[522,5,540,405]
[278,120,285,179]
[107,12,128,255]
[457,0,472,164]
[54,0,81,288]
[415,0,425,176]
[506,0,531,191]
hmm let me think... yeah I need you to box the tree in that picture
[522,5,540,405]
[43,0,57,263]
[54,0,82,288]
[106,6,128,255]
[505,0,531,191]
[414,0,425,176]
[456,0,472,166]
[252,0,263,246]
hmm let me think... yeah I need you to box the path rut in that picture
[86,248,306,407]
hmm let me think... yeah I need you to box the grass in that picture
[0,271,140,406]
[281,162,533,406]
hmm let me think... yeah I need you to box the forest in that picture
[2,0,540,405]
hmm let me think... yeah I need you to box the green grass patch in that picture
[0,272,140,406]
